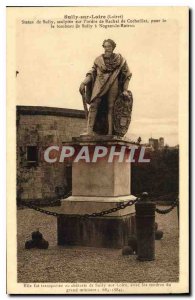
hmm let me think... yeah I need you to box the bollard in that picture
[135,192,156,261]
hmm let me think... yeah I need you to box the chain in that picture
[19,193,179,217]
[83,198,138,218]
[19,198,139,218]
[19,200,63,217]
[155,198,179,214]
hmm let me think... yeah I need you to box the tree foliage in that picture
[131,148,179,200]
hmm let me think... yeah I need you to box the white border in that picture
[2,0,193,299]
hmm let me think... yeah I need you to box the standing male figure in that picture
[79,39,132,136]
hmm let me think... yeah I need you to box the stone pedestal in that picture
[57,135,136,248]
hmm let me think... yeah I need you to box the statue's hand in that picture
[122,90,129,98]
[79,83,85,95]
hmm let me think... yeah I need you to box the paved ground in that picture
[17,207,179,283]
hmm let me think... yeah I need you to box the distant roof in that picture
[16,105,86,119]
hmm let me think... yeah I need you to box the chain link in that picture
[19,198,138,218]
[19,193,179,218]
[155,198,179,214]
[82,198,138,218]
[19,201,62,217]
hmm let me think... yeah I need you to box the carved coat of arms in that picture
[113,90,133,137]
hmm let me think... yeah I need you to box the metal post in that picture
[135,192,156,261]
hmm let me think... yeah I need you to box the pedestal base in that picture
[57,213,136,248]
[55,195,135,248]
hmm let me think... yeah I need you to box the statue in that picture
[79,39,133,137]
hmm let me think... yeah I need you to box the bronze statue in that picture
[79,39,133,136]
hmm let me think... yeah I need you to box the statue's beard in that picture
[104,51,113,58]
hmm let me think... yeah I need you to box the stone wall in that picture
[17,106,86,203]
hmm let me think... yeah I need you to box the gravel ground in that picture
[17,207,179,283]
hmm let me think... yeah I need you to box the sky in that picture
[15,7,180,146]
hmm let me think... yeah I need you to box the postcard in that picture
[7,6,189,294]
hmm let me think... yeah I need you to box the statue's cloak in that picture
[85,53,132,134]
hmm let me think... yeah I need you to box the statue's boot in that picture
[81,98,101,136]
[108,107,114,135]
[86,107,97,135]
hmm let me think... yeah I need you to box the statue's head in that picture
[102,39,116,56]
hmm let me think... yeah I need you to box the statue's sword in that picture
[81,92,89,120]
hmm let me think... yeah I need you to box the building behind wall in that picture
[148,137,165,151]
[149,137,159,151]
[159,137,164,149]
[17,106,86,204]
